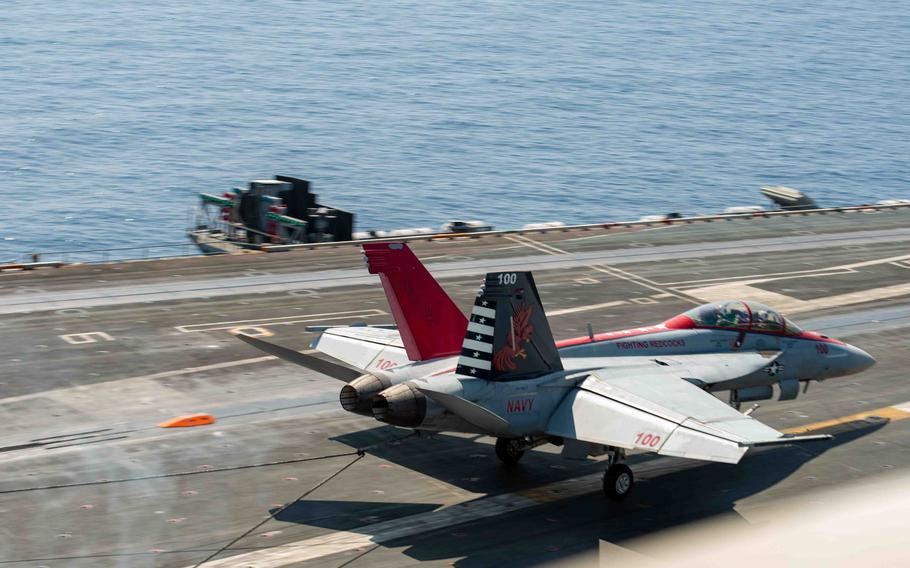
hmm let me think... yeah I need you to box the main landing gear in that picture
[602,448,633,501]
[495,436,547,465]
[495,438,525,464]
[495,438,634,500]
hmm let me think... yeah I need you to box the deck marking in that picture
[662,253,910,287]
[175,309,386,333]
[781,402,910,434]
[59,331,114,345]
[287,289,320,298]
[562,224,671,242]
[508,234,701,305]
[672,252,910,312]
[228,326,273,338]
[184,400,910,567]
[0,356,288,405]
[588,264,701,305]
[504,234,559,256]
[55,308,89,316]
[667,269,854,288]
[547,300,628,316]
[5,229,910,315]
[688,281,910,315]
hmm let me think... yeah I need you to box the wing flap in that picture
[657,424,746,463]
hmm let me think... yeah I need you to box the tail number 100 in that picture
[497,273,518,285]
[634,432,661,447]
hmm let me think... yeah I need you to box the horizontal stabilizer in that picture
[236,334,362,382]
[415,386,512,436]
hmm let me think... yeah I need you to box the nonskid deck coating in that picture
[1,209,909,567]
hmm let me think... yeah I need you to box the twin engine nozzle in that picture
[339,374,389,415]
[340,375,427,427]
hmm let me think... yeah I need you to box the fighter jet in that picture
[239,243,876,500]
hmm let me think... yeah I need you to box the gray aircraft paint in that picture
[383,298,874,449]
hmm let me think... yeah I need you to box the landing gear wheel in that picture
[603,463,634,501]
[495,437,525,465]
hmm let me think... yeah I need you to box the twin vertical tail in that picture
[360,244,561,379]
[362,242,468,361]
[456,272,562,381]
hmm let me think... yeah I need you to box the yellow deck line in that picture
[782,404,910,434]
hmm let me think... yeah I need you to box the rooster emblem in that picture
[493,302,535,372]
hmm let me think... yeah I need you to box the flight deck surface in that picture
[2,208,909,567]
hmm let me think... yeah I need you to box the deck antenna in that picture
[587,323,594,341]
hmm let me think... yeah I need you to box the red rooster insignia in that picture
[492,303,535,372]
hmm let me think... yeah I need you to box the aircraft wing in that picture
[546,365,826,464]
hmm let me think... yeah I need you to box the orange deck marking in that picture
[158,413,216,428]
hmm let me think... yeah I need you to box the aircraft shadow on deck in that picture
[305,420,889,567]
[332,426,607,494]
[273,500,439,532]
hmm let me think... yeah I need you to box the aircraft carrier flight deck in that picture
[2,207,910,567]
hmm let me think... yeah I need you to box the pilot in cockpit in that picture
[717,301,749,328]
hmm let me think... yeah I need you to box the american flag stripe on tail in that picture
[458,356,492,370]
[466,322,495,335]
[456,296,497,378]
[462,339,493,353]
[471,306,496,319]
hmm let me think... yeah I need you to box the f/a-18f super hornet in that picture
[239,243,876,500]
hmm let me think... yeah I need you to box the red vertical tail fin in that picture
[362,242,468,361]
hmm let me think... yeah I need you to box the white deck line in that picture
[185,476,595,568]
[4,228,910,315]
[190,399,910,567]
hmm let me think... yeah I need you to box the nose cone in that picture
[845,344,876,374]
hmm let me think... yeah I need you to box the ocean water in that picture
[1,1,908,261]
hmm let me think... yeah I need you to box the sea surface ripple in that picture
[1,1,908,260]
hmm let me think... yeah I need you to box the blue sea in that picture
[2,1,908,261]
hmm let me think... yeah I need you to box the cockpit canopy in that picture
[678,301,803,335]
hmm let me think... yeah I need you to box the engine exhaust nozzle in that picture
[339,374,390,416]
[371,383,426,427]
